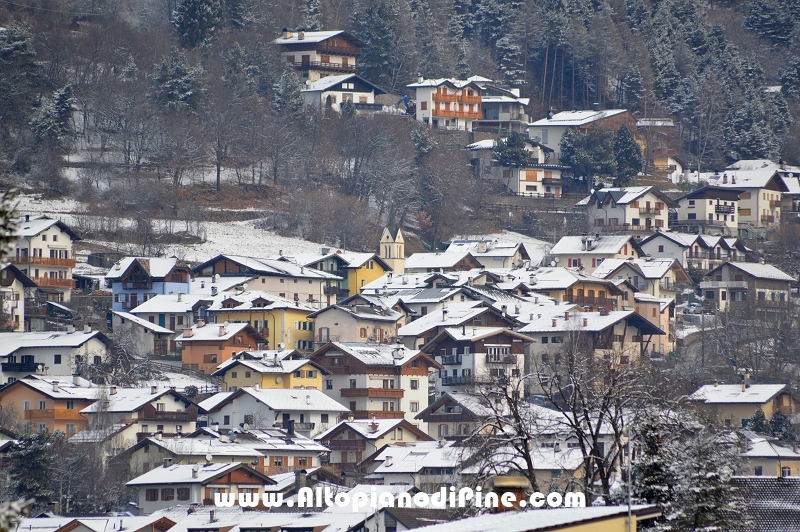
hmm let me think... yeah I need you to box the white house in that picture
[638,232,750,272]
[406,78,483,131]
[111,311,175,358]
[272,29,362,82]
[673,186,742,234]
[302,74,385,113]
[549,234,642,274]
[0,264,37,332]
[576,186,677,233]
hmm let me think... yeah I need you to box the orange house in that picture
[0,374,100,436]
[177,322,267,374]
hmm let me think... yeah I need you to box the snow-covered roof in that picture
[397,302,490,337]
[6,375,102,400]
[465,139,495,150]
[105,257,187,280]
[690,384,787,404]
[576,186,674,207]
[129,293,207,315]
[80,387,189,413]
[407,78,482,89]
[371,441,461,474]
[324,342,422,367]
[211,351,314,377]
[308,303,404,322]
[67,421,134,443]
[200,387,350,413]
[194,254,341,279]
[405,252,476,270]
[519,310,663,335]
[176,322,256,342]
[0,330,107,359]
[113,311,174,334]
[704,160,789,190]
[592,258,682,281]
[637,118,675,127]
[189,275,256,295]
[431,326,529,344]
[743,438,800,459]
[126,462,252,486]
[16,516,173,532]
[715,262,795,282]
[529,108,628,126]
[302,74,384,94]
[316,418,407,441]
[138,436,266,458]
[15,215,79,240]
[206,290,315,313]
[272,30,348,44]
[550,235,636,256]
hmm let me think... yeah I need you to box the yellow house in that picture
[206,290,316,352]
[211,350,329,392]
[285,250,392,303]
[526,267,623,311]
[689,383,799,429]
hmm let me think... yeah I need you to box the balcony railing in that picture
[440,354,462,365]
[761,215,776,223]
[323,286,348,295]
[142,411,195,422]
[278,422,315,432]
[433,109,481,119]
[32,277,75,288]
[291,61,356,73]
[122,281,152,290]
[326,439,366,450]
[571,296,615,308]
[353,103,383,111]
[433,93,458,102]
[1,362,39,372]
[442,376,468,386]
[340,388,404,398]
[485,354,518,365]
[621,224,657,232]
[770,200,781,207]
[715,205,735,214]
[458,95,481,104]
[11,256,76,268]
[351,410,404,419]
[639,207,662,215]
[24,408,84,420]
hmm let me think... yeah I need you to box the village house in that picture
[528,108,638,164]
[740,433,800,478]
[362,440,462,491]
[549,235,643,275]
[310,342,441,431]
[404,252,483,274]
[281,249,393,303]
[111,311,174,358]
[0,329,110,384]
[591,257,691,300]
[689,383,798,429]
[706,160,791,236]
[272,29,362,82]
[407,78,483,131]
[176,321,267,374]
[211,349,328,392]
[419,327,535,398]
[302,73,385,113]
[124,292,207,340]
[13,516,177,532]
[10,215,80,303]
[80,385,199,443]
[0,374,99,436]
[636,117,684,182]
[673,186,742,235]
[307,294,408,348]
[192,254,340,310]
[204,289,316,352]
[627,293,675,355]
[576,186,677,233]
[315,417,433,471]
[698,262,795,313]
[520,266,623,310]
[198,387,349,438]
[105,258,193,313]
[414,391,495,441]
[127,462,275,514]
[472,77,531,135]
[519,309,665,392]
[392,287,481,321]
[444,240,537,269]
[466,138,568,197]
[0,264,36,331]
[638,232,750,272]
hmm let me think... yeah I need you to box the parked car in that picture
[683,303,703,314]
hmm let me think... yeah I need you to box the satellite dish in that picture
[213,274,220,282]
[550,261,556,267]
[205,453,212,462]
[275,376,283,383]
[224,321,229,327]
[193,463,201,472]
[242,283,248,291]
[278,342,286,349]
[242,423,250,431]
[553,257,560,264]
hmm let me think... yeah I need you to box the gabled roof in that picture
[315,418,432,442]
[206,290,316,312]
[420,327,534,352]
[529,108,629,127]
[677,186,744,202]
[690,384,788,404]
[105,257,190,281]
[211,351,327,377]
[272,30,364,47]
[577,186,678,208]
[198,387,350,414]
[705,262,795,282]
[396,302,511,338]
[0,330,109,359]
[0,263,37,287]
[126,462,274,486]
[415,391,498,420]
[518,310,664,335]
[706,160,791,191]
[15,215,81,240]
[370,440,460,474]
[407,78,483,91]
[592,258,689,283]
[312,342,442,369]
[550,235,641,256]
[0,374,101,401]
[306,302,404,322]
[192,254,340,279]
[302,73,386,94]
[80,387,194,414]
[113,311,174,334]
[175,322,266,343]
[129,293,207,315]
[282,250,393,272]
[405,252,480,271]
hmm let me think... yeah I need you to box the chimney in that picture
[583,318,588,327]
[285,419,295,435]
[282,28,293,39]
[84,324,91,333]
[564,311,569,320]
[297,31,305,40]
[462,324,466,335]
[25,214,30,222]
[178,293,183,302]
[554,442,561,453]
[73,374,80,385]
[201,281,205,289]
[552,319,557,327]
[52,382,59,392]
[209,510,216,523]
[385,456,394,467]
[321,247,330,255]
[163,457,172,467]
[211,422,220,432]
[211,286,218,296]
[295,469,308,491]
[742,380,746,392]
[192,466,199,479]
[183,328,193,338]
[417,75,424,83]
[219,325,226,337]
[155,431,163,441]
[151,385,158,395]
[110,385,117,395]
[442,309,448,321]
[347,414,355,422]
[723,173,728,184]
[592,102,600,111]
[198,319,206,327]
[501,305,507,317]
[306,394,311,405]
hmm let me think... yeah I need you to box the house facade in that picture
[549,235,642,275]
[689,383,798,429]
[638,232,750,272]
[211,350,328,392]
[302,73,385,113]
[308,296,407,349]
[105,258,192,313]
[272,29,362,82]
[177,322,267,374]
[698,262,795,313]
[407,78,483,131]
[0,264,37,331]
[11,215,80,302]
[576,186,677,233]
[673,186,742,234]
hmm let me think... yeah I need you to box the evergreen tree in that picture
[493,132,530,167]
[173,0,223,48]
[31,86,74,144]
[150,49,206,111]
[272,68,305,119]
[559,125,616,192]
[7,431,55,511]
[0,23,44,139]
[619,65,644,107]
[352,0,403,90]
[745,0,795,44]
[770,410,795,441]
[779,57,800,99]
[749,408,769,434]
[613,125,644,187]
[301,0,323,31]
[411,125,437,163]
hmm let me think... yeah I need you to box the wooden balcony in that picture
[326,365,349,375]
[351,410,405,420]
[326,439,367,451]
[433,93,458,102]
[440,354,462,365]
[639,207,661,215]
[292,61,356,73]
[11,256,76,268]
[770,200,781,207]
[433,109,481,119]
[458,94,481,104]
[32,277,74,288]
[24,408,84,420]
[571,295,615,308]
[340,388,404,398]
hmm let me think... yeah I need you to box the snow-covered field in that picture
[15,194,547,263]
